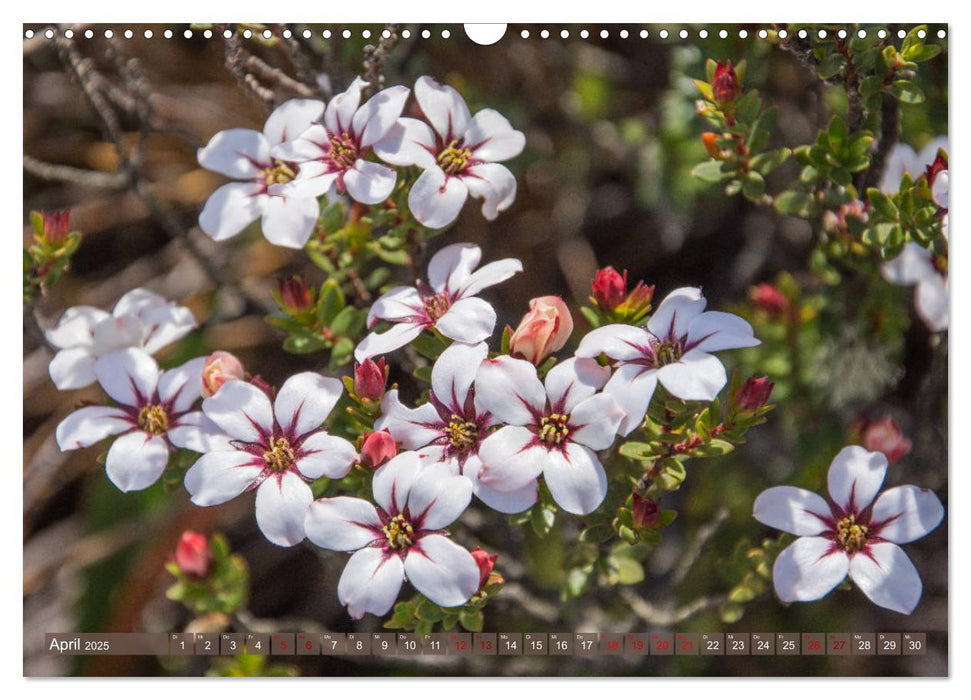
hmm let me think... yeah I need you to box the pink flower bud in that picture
[592,267,627,311]
[749,283,788,317]
[508,296,574,366]
[360,430,397,469]
[174,531,212,579]
[201,351,245,398]
[632,494,660,529]
[41,210,71,244]
[734,375,774,413]
[354,357,387,401]
[277,276,314,313]
[470,547,498,590]
[712,60,741,103]
[861,415,912,464]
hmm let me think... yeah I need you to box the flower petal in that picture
[870,485,944,544]
[260,194,319,249]
[91,315,145,354]
[407,463,472,530]
[686,311,760,353]
[849,542,923,614]
[375,390,444,449]
[372,451,423,515]
[431,341,488,414]
[427,242,482,293]
[198,181,263,241]
[45,306,108,348]
[157,357,206,414]
[476,426,546,492]
[49,348,98,390]
[827,446,888,514]
[168,412,234,453]
[916,275,948,332]
[113,287,169,316]
[435,297,496,344]
[197,128,269,179]
[272,160,339,200]
[568,394,625,450]
[366,285,423,326]
[753,486,832,536]
[94,348,159,407]
[414,75,471,141]
[105,432,170,492]
[544,357,610,414]
[269,124,327,162]
[354,323,424,363]
[576,324,653,362]
[474,356,546,426]
[202,379,274,443]
[324,77,368,135]
[262,98,325,147]
[880,242,935,286]
[372,118,438,169]
[646,287,707,341]
[184,450,263,506]
[404,534,480,607]
[296,432,358,479]
[454,258,523,298]
[542,442,608,515]
[56,406,131,450]
[772,536,849,603]
[305,497,383,551]
[338,547,404,619]
[274,372,343,438]
[463,163,517,220]
[656,349,726,401]
[139,304,197,355]
[464,455,537,514]
[408,167,469,229]
[255,472,313,547]
[343,160,397,205]
[466,109,526,162]
[602,363,658,436]
[352,85,410,148]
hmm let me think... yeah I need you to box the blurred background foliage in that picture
[23,22,946,676]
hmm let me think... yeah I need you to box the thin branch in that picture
[863,93,901,191]
[669,506,731,587]
[362,25,399,96]
[620,588,729,627]
[22,154,129,189]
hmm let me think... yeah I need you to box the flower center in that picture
[261,160,297,187]
[437,139,473,176]
[444,415,478,451]
[383,514,415,550]
[651,338,684,368]
[422,291,452,321]
[137,404,169,435]
[328,132,359,169]
[835,515,869,553]
[538,413,570,445]
[263,436,296,473]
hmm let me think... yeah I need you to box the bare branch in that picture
[23,154,129,189]
[669,506,730,586]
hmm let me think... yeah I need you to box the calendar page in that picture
[22,22,948,678]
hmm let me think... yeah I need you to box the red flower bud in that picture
[354,357,387,401]
[470,547,498,590]
[174,530,212,579]
[360,430,397,469]
[41,210,71,244]
[277,276,314,313]
[926,152,948,188]
[592,267,627,311]
[201,351,245,398]
[861,415,912,465]
[749,283,788,317]
[702,132,721,158]
[712,60,740,104]
[734,375,774,413]
[508,296,574,365]
[632,494,660,529]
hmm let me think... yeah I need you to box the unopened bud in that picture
[734,375,774,413]
[861,415,912,465]
[632,494,660,529]
[354,357,387,401]
[174,530,212,579]
[360,430,397,469]
[41,210,71,244]
[592,266,627,311]
[470,547,498,590]
[749,283,788,317]
[202,351,245,398]
[712,60,740,103]
[508,296,574,366]
[277,276,314,313]
[702,132,721,158]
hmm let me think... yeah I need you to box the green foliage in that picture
[206,654,299,677]
[23,210,82,302]
[165,534,249,616]
[384,574,504,636]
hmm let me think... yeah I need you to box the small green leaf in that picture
[816,52,846,80]
[774,191,815,217]
[741,172,766,202]
[283,334,327,354]
[750,148,790,175]
[888,80,925,104]
[458,610,484,632]
[691,160,733,183]
[866,188,899,219]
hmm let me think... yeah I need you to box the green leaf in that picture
[750,148,790,175]
[612,556,645,585]
[283,334,327,354]
[693,79,713,101]
[530,504,555,538]
[827,115,848,150]
[866,188,899,220]
[816,52,846,79]
[888,80,925,104]
[580,524,614,544]
[618,441,654,461]
[903,44,941,63]
[458,610,484,632]
[741,172,765,202]
[412,365,433,384]
[691,160,733,183]
[694,439,735,457]
[748,107,777,152]
[416,598,445,623]
[773,191,815,217]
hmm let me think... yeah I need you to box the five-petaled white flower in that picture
[879,137,948,194]
[56,348,223,492]
[376,342,535,513]
[753,445,944,615]
[304,451,481,619]
[881,243,948,332]
[474,356,625,515]
[375,75,526,229]
[197,98,326,249]
[269,77,409,205]
[46,288,196,391]
[576,287,760,436]
[184,373,358,547]
[354,242,522,361]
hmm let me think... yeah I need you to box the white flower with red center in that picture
[268,77,409,205]
[881,243,948,332]
[197,98,326,249]
[184,373,358,547]
[473,356,625,516]
[46,288,196,391]
[753,446,944,614]
[575,287,760,436]
[376,342,536,513]
[55,348,224,492]
[304,451,480,618]
[879,137,948,195]
[374,75,525,229]
[354,242,522,361]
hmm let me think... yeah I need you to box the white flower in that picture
[304,451,480,618]
[753,445,944,615]
[354,242,522,361]
[375,75,525,229]
[575,287,760,436]
[55,348,223,492]
[197,98,325,248]
[474,356,625,515]
[184,373,358,547]
[881,243,948,332]
[879,137,948,194]
[376,342,536,514]
[46,288,196,391]
[269,77,409,205]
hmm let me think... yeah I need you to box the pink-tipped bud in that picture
[625,281,655,317]
[470,547,498,590]
[41,210,71,244]
[592,267,627,311]
[861,415,912,465]
[734,375,774,413]
[277,276,314,313]
[354,357,387,401]
[360,430,397,469]
[508,296,574,366]
[632,494,660,529]
[749,283,788,317]
[201,351,245,398]
[174,531,212,579]
[712,60,741,103]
